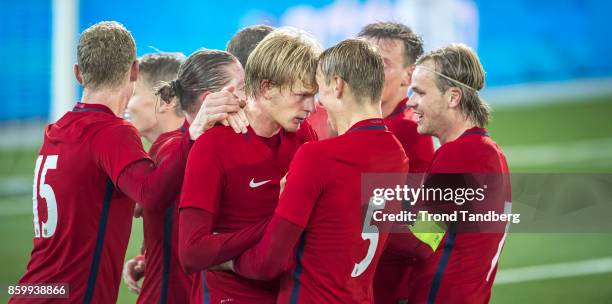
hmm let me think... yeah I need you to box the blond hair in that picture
[245,27,321,98]
[416,43,491,127]
[318,39,384,103]
[77,21,136,89]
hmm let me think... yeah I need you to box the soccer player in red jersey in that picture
[178,28,320,304]
[357,22,436,304]
[405,43,511,304]
[121,52,190,303]
[232,38,435,304]
[11,22,215,304]
[122,50,249,303]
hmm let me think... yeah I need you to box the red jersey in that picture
[306,104,333,140]
[12,103,150,303]
[384,97,434,173]
[375,97,435,303]
[179,122,317,304]
[407,127,511,304]
[274,119,408,304]
[138,122,192,304]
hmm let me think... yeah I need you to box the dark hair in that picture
[226,25,275,67]
[358,22,424,66]
[156,49,237,113]
[139,52,185,87]
[319,39,384,103]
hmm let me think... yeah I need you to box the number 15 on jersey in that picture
[32,155,59,238]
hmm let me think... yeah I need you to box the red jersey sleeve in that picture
[179,131,224,214]
[274,143,323,228]
[92,123,150,185]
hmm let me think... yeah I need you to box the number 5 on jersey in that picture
[351,197,385,277]
[32,155,59,238]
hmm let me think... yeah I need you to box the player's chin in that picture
[285,118,304,132]
[416,122,430,135]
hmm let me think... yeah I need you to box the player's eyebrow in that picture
[412,86,425,94]
[294,90,316,96]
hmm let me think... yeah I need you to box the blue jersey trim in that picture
[201,271,210,304]
[427,224,457,304]
[290,233,307,304]
[159,206,174,304]
[84,179,114,303]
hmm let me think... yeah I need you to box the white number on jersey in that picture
[32,155,59,238]
[351,197,385,277]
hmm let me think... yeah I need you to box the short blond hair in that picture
[245,27,321,98]
[318,39,384,103]
[416,43,490,127]
[77,21,136,89]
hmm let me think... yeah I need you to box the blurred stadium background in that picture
[1,0,611,303]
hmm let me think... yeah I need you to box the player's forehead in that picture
[413,60,437,87]
[290,79,317,95]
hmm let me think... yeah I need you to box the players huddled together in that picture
[13,20,510,304]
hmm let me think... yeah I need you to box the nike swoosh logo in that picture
[249,178,271,188]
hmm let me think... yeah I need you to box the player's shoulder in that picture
[434,129,506,172]
[46,111,135,143]
[196,125,238,143]
[191,125,242,154]
[292,139,328,164]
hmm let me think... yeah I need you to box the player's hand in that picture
[208,260,234,272]
[221,108,249,134]
[122,256,146,294]
[189,86,248,140]
[133,203,143,218]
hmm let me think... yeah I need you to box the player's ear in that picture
[158,97,175,113]
[129,60,139,82]
[196,91,211,107]
[448,87,462,109]
[74,64,83,85]
[260,80,273,100]
[334,76,344,99]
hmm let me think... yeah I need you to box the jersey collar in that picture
[72,102,114,115]
[460,127,489,138]
[386,97,410,119]
[346,118,388,133]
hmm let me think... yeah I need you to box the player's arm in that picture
[116,131,192,210]
[233,214,304,280]
[385,219,446,260]
[178,207,268,274]
[234,145,322,281]
[101,94,239,210]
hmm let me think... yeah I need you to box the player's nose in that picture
[304,96,316,113]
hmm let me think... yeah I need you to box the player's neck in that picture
[336,103,382,135]
[438,118,476,145]
[245,101,281,137]
[80,87,129,117]
[143,115,184,143]
[381,95,405,118]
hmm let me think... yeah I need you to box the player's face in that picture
[408,60,448,137]
[315,68,339,133]
[264,80,316,132]
[365,37,411,105]
[224,61,246,100]
[126,79,158,136]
